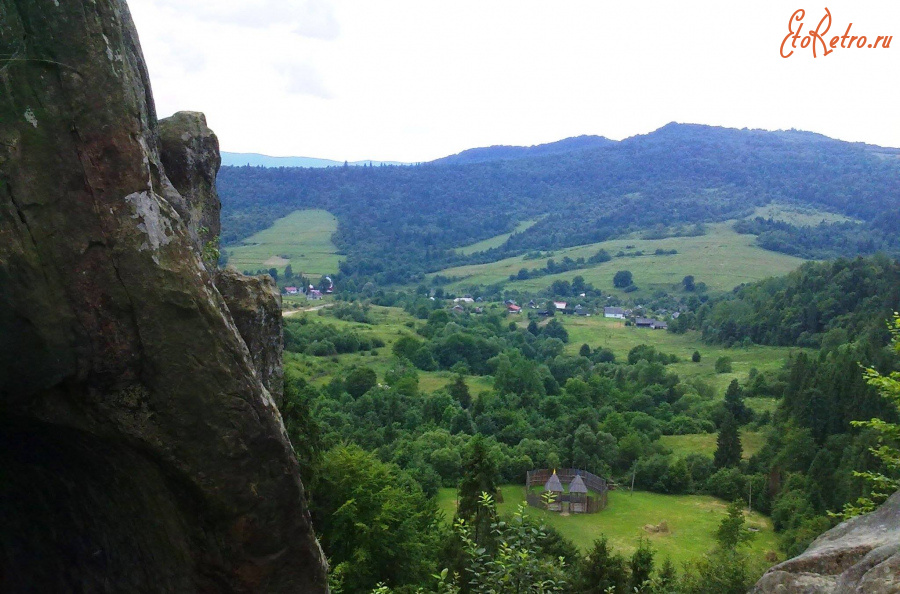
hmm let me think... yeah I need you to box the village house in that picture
[454,297,475,303]
[307,289,323,300]
[604,307,626,319]
[634,317,654,327]
[553,301,567,310]
[284,286,299,295]
[507,304,522,314]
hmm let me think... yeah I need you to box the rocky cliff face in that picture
[159,110,222,272]
[0,1,327,592]
[752,490,900,593]
[216,269,286,407]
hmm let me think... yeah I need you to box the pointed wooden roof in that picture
[544,470,563,492]
[569,474,588,493]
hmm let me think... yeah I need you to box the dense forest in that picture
[219,124,900,285]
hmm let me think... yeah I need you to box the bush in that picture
[705,467,747,502]
[714,356,733,373]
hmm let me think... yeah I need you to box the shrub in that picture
[715,356,733,373]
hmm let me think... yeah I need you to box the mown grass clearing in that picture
[227,209,342,277]
[436,486,779,567]
[659,430,765,460]
[455,219,541,255]
[430,222,805,298]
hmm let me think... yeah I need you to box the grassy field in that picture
[748,203,857,226]
[436,485,779,567]
[456,219,540,255]
[660,430,766,460]
[227,209,342,277]
[430,222,805,297]
[554,314,802,393]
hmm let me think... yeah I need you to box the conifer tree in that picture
[724,379,751,424]
[714,412,742,468]
[841,313,900,517]
[449,374,471,409]
[457,435,499,543]
[576,536,629,594]
[628,537,655,593]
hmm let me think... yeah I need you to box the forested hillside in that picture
[431,135,615,165]
[218,123,900,285]
[674,255,900,348]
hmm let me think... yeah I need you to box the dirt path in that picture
[282,303,333,317]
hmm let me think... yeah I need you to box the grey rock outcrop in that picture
[0,0,327,592]
[752,490,900,593]
[159,110,222,270]
[216,269,286,406]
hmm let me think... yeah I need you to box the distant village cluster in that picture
[448,295,677,329]
[283,276,334,300]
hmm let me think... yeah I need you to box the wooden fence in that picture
[524,468,609,513]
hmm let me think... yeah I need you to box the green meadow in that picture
[432,222,805,297]
[660,430,766,460]
[436,486,779,567]
[455,218,541,255]
[227,209,342,277]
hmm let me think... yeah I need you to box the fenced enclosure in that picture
[525,468,609,514]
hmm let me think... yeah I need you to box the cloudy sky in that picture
[128,0,900,162]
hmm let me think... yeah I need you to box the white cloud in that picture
[279,62,332,98]
[128,0,900,162]
[148,0,339,38]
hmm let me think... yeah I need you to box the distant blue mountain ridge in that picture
[222,129,899,169]
[219,152,408,168]
[220,135,624,169]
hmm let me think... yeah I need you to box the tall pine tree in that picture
[456,435,499,543]
[724,379,751,424]
[714,412,743,468]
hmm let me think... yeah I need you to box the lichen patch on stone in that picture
[24,108,38,128]
[125,191,174,252]
[102,34,114,62]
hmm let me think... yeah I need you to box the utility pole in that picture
[748,480,753,514]
[630,466,636,496]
